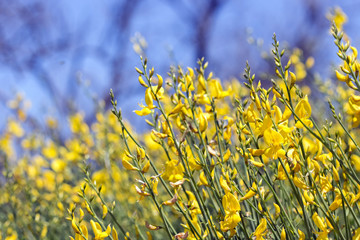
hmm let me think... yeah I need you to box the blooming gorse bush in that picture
[1,6,360,240]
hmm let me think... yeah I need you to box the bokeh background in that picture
[1,0,359,132]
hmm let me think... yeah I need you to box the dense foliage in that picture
[1,7,360,240]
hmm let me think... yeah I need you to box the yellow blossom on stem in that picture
[198,111,208,133]
[353,227,360,240]
[185,191,202,216]
[134,107,152,116]
[90,220,111,240]
[208,79,231,99]
[220,192,241,232]
[351,155,360,171]
[102,204,108,219]
[329,190,343,211]
[263,128,284,159]
[150,177,159,195]
[145,87,155,109]
[162,159,184,182]
[122,157,139,171]
[293,174,310,190]
[327,6,348,29]
[320,175,333,197]
[298,229,306,240]
[276,162,290,180]
[273,203,280,219]
[253,218,267,239]
[294,95,313,129]
[240,182,257,201]
[248,158,264,168]
[112,227,118,240]
[220,175,231,193]
[303,190,316,205]
[71,218,80,234]
[312,212,331,238]
[280,227,286,240]
[141,160,151,173]
[169,102,184,115]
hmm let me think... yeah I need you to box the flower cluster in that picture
[77,21,360,238]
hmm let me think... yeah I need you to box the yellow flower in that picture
[248,148,265,157]
[264,128,284,147]
[220,175,231,193]
[353,227,360,240]
[74,225,88,240]
[349,95,360,114]
[327,6,347,29]
[293,174,309,190]
[198,171,209,186]
[121,156,139,171]
[332,166,340,182]
[220,212,241,233]
[253,218,267,239]
[263,128,284,159]
[312,212,327,231]
[208,79,231,99]
[145,87,155,109]
[90,220,111,240]
[329,191,342,211]
[298,229,306,240]
[220,192,241,232]
[182,216,202,239]
[276,162,290,180]
[136,146,146,160]
[169,101,184,115]
[7,119,24,137]
[335,70,350,83]
[303,190,316,205]
[240,182,257,201]
[138,75,148,87]
[134,107,152,116]
[42,141,58,159]
[312,212,331,239]
[320,175,332,196]
[71,218,80,234]
[112,227,118,240]
[198,111,208,133]
[294,95,313,128]
[186,191,202,216]
[280,227,286,240]
[281,106,292,121]
[273,203,280,219]
[69,113,89,134]
[248,158,264,168]
[156,74,163,92]
[141,160,151,173]
[162,159,184,182]
[151,177,159,195]
[102,204,108,219]
[257,114,272,136]
[187,156,202,171]
[223,148,232,162]
[244,103,259,123]
[351,155,360,171]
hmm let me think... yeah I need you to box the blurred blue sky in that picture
[1,0,360,130]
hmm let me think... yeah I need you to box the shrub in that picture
[1,6,360,240]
